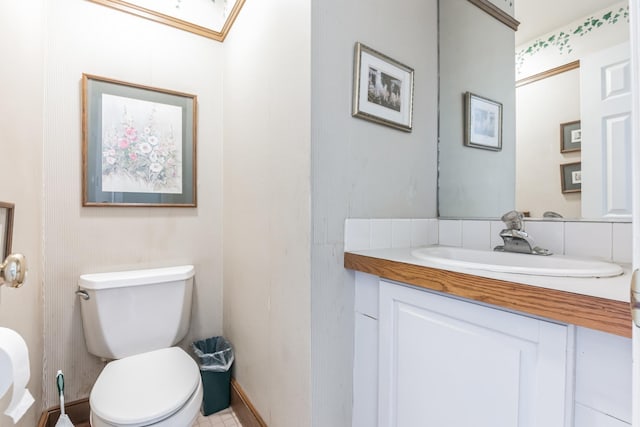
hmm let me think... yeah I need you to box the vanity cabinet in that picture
[359,279,573,427]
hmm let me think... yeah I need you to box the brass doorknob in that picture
[0,253,26,288]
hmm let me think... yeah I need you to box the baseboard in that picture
[38,379,267,427]
[231,377,268,427]
[37,398,90,427]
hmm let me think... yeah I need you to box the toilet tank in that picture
[78,265,195,360]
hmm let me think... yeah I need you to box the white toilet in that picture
[77,265,203,427]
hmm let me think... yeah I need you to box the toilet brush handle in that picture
[56,370,66,415]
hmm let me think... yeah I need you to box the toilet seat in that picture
[90,347,202,427]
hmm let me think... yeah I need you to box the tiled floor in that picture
[193,407,242,427]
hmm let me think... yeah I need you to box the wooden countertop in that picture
[344,251,632,338]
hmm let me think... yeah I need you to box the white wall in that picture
[41,0,225,408]
[439,0,517,218]
[223,1,312,426]
[0,2,44,426]
[311,0,439,425]
[516,69,582,218]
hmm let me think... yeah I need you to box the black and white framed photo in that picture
[560,162,582,193]
[464,92,503,151]
[352,42,414,132]
[560,120,581,153]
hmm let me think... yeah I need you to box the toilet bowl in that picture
[89,347,202,427]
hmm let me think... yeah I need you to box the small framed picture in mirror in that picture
[560,162,582,193]
[560,120,581,153]
[0,202,14,261]
[464,92,502,151]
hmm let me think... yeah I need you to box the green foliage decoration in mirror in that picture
[516,5,629,72]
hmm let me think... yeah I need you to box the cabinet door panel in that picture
[379,281,569,427]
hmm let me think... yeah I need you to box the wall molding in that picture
[231,378,269,427]
[467,0,520,31]
[516,60,581,88]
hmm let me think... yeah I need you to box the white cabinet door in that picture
[378,281,571,427]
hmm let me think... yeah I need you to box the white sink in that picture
[410,246,624,278]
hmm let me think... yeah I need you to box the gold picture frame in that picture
[82,74,197,207]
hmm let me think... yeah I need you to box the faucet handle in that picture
[500,210,524,231]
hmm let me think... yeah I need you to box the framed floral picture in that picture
[82,74,197,207]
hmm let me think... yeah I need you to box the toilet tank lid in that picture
[79,265,194,290]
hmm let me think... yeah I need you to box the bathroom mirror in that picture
[87,0,245,41]
[0,202,14,262]
[438,0,630,220]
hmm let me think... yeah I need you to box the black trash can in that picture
[192,336,234,416]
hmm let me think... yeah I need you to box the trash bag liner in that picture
[192,336,234,372]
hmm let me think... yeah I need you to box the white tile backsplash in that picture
[410,219,430,247]
[438,220,462,247]
[344,219,371,251]
[461,220,491,250]
[565,222,613,260]
[391,219,412,248]
[343,218,631,264]
[344,218,439,252]
[524,221,565,255]
[426,219,439,245]
[370,219,392,250]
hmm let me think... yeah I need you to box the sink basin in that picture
[410,246,624,278]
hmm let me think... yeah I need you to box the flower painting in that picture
[83,74,196,207]
[101,94,183,194]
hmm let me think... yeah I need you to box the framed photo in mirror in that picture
[352,42,415,132]
[560,162,582,193]
[560,120,581,153]
[0,202,14,261]
[464,92,502,151]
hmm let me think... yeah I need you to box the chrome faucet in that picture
[494,211,552,256]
